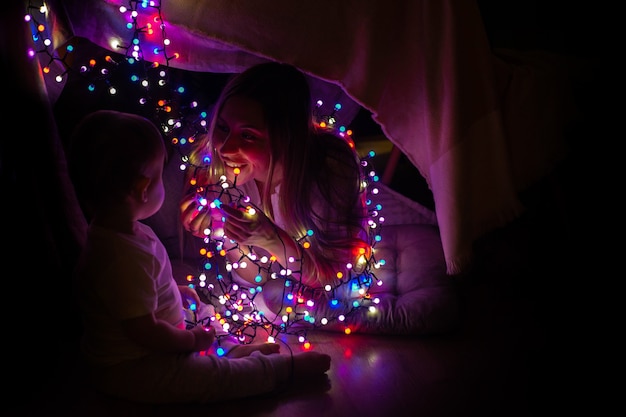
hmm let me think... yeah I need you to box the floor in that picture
[8,278,547,417]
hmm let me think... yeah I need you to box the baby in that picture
[68,109,330,404]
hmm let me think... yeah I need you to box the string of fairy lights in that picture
[25,0,387,351]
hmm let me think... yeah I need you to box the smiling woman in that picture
[178,62,384,341]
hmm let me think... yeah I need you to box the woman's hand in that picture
[221,204,279,249]
[180,192,223,238]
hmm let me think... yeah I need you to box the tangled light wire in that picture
[181,142,387,349]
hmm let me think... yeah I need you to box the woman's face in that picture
[214,95,276,186]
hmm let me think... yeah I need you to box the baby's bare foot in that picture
[226,342,280,358]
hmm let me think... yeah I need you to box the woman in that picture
[180,62,378,339]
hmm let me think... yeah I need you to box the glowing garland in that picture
[182,136,386,349]
[25,0,387,349]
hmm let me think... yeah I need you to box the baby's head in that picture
[68,109,166,219]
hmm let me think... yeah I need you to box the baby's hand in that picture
[178,285,201,311]
[190,324,216,352]
[291,351,331,378]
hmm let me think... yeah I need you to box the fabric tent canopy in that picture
[30,0,573,274]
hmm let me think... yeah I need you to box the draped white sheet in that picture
[50,0,571,274]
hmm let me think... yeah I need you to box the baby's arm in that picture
[121,312,215,353]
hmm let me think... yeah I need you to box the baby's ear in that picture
[134,175,151,203]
